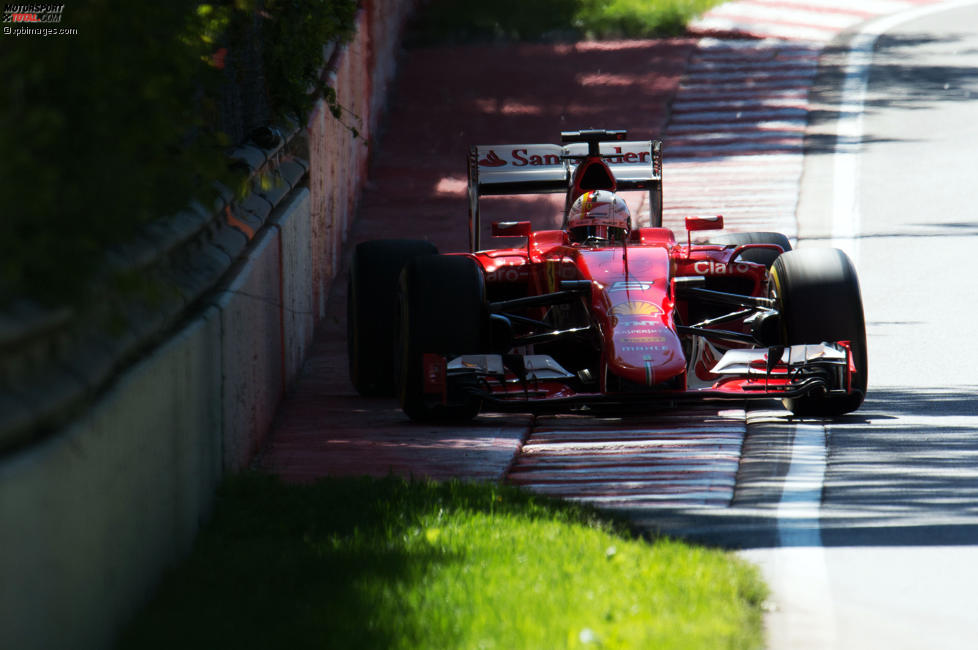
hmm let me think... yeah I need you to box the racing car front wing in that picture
[421,342,857,413]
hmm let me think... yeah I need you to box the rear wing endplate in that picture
[467,139,663,251]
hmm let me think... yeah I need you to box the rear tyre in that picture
[771,248,867,416]
[396,255,489,422]
[347,239,438,396]
[708,231,792,268]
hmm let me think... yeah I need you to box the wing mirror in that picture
[492,221,533,238]
[684,215,724,232]
[684,216,724,256]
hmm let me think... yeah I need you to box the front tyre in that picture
[396,255,489,421]
[771,248,867,416]
[347,239,438,396]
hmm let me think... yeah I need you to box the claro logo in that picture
[693,260,753,275]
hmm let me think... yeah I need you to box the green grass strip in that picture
[408,0,727,44]
[119,474,766,649]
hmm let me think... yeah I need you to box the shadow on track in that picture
[807,31,978,155]
[622,386,978,551]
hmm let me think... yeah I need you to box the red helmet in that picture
[566,190,631,243]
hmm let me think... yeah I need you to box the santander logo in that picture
[479,150,506,167]
[478,144,650,169]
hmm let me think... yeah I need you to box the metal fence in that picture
[0,12,312,454]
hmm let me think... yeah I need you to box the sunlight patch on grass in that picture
[118,475,766,650]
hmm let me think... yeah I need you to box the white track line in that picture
[831,0,978,267]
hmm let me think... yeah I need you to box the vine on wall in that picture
[0,0,357,308]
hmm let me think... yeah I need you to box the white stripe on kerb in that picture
[708,2,865,29]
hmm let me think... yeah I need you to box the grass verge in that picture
[407,0,727,45]
[118,474,766,649]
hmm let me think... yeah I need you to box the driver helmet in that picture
[566,190,631,244]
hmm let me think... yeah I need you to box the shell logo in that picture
[580,191,597,212]
[611,301,662,316]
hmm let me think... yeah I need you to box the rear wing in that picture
[467,136,662,251]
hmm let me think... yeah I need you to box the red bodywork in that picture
[461,227,795,406]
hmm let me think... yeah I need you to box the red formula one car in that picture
[348,129,867,421]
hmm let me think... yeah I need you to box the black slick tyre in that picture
[347,239,438,396]
[771,248,867,416]
[709,231,792,268]
[396,255,488,422]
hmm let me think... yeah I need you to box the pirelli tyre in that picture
[771,248,868,416]
[708,232,792,268]
[395,254,489,422]
[347,239,438,396]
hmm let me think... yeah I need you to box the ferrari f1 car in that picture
[348,129,867,420]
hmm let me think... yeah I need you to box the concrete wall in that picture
[0,306,224,649]
[0,2,415,647]
[216,219,289,472]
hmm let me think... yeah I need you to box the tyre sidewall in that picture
[396,255,488,421]
[772,248,868,416]
[347,239,437,396]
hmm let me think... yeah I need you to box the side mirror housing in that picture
[684,215,724,232]
[684,216,724,257]
[492,221,533,238]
